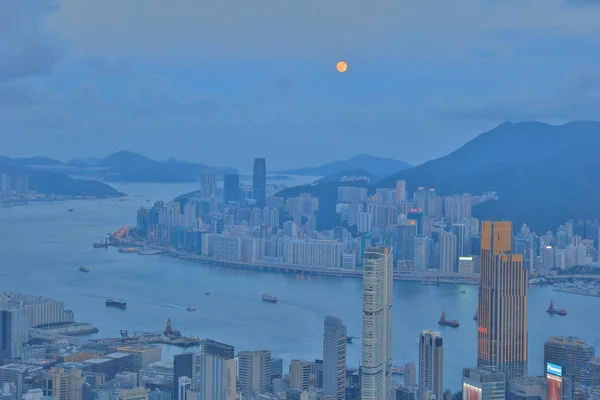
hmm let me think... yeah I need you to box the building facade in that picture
[419,330,444,400]
[478,221,528,381]
[323,316,346,400]
[361,247,393,400]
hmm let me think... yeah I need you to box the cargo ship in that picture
[262,294,278,303]
[79,266,90,272]
[547,300,567,316]
[438,311,459,327]
[105,299,127,309]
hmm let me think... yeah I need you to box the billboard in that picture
[463,383,481,400]
[546,363,563,377]
[547,374,562,400]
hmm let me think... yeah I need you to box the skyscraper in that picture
[253,158,267,208]
[439,232,457,273]
[238,350,271,395]
[478,221,528,381]
[173,353,194,400]
[361,247,393,400]
[223,174,240,204]
[323,316,347,399]
[199,339,236,400]
[462,367,505,400]
[419,330,444,400]
[201,170,216,198]
[289,360,310,391]
[0,307,28,360]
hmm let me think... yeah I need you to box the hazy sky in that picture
[1,0,600,170]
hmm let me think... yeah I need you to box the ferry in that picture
[186,306,196,312]
[547,300,567,316]
[119,247,139,253]
[79,266,90,272]
[438,311,459,327]
[106,299,127,309]
[262,294,278,303]
[138,249,162,256]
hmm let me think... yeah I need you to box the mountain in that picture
[99,151,236,183]
[278,154,412,178]
[0,157,122,198]
[277,121,600,233]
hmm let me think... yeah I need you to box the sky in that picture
[1,0,600,170]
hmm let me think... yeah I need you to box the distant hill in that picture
[278,154,412,178]
[0,157,122,198]
[97,151,236,183]
[277,121,600,233]
[314,168,376,184]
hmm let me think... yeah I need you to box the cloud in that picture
[428,68,600,121]
[0,0,64,83]
[48,0,600,62]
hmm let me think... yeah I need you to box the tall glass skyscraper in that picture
[419,330,444,400]
[361,247,393,400]
[252,158,266,209]
[323,316,347,399]
[477,221,528,381]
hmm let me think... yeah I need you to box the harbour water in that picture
[1,182,599,390]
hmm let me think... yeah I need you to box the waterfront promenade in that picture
[110,235,481,285]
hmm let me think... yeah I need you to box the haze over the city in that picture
[2,0,600,170]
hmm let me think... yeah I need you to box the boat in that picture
[547,300,567,316]
[79,266,90,272]
[119,247,139,253]
[68,208,74,212]
[346,336,359,343]
[138,249,162,256]
[93,239,109,249]
[205,292,210,296]
[438,311,459,327]
[186,306,196,312]
[473,309,478,321]
[262,294,278,303]
[105,299,127,309]
[460,290,466,294]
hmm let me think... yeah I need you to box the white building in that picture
[361,247,393,400]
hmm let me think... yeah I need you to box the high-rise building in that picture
[393,224,416,269]
[253,158,267,208]
[543,336,594,384]
[199,353,236,400]
[419,330,444,400]
[508,376,547,400]
[0,307,28,360]
[178,376,192,400]
[1,364,43,400]
[396,180,407,202]
[478,221,528,381]
[289,360,310,391]
[202,339,235,360]
[451,223,467,257]
[361,247,393,400]
[414,236,430,270]
[201,170,216,198]
[238,350,271,395]
[462,367,506,400]
[43,367,85,400]
[173,353,195,400]
[323,316,346,399]
[439,232,457,273]
[404,362,417,387]
[223,174,240,204]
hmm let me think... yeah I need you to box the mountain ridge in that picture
[277,154,412,178]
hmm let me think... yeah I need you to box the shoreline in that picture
[110,236,482,285]
[553,288,600,298]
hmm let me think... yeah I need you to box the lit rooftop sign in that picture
[546,363,562,376]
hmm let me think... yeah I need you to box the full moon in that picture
[336,61,348,73]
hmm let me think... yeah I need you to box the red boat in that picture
[439,311,460,327]
[547,301,567,316]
